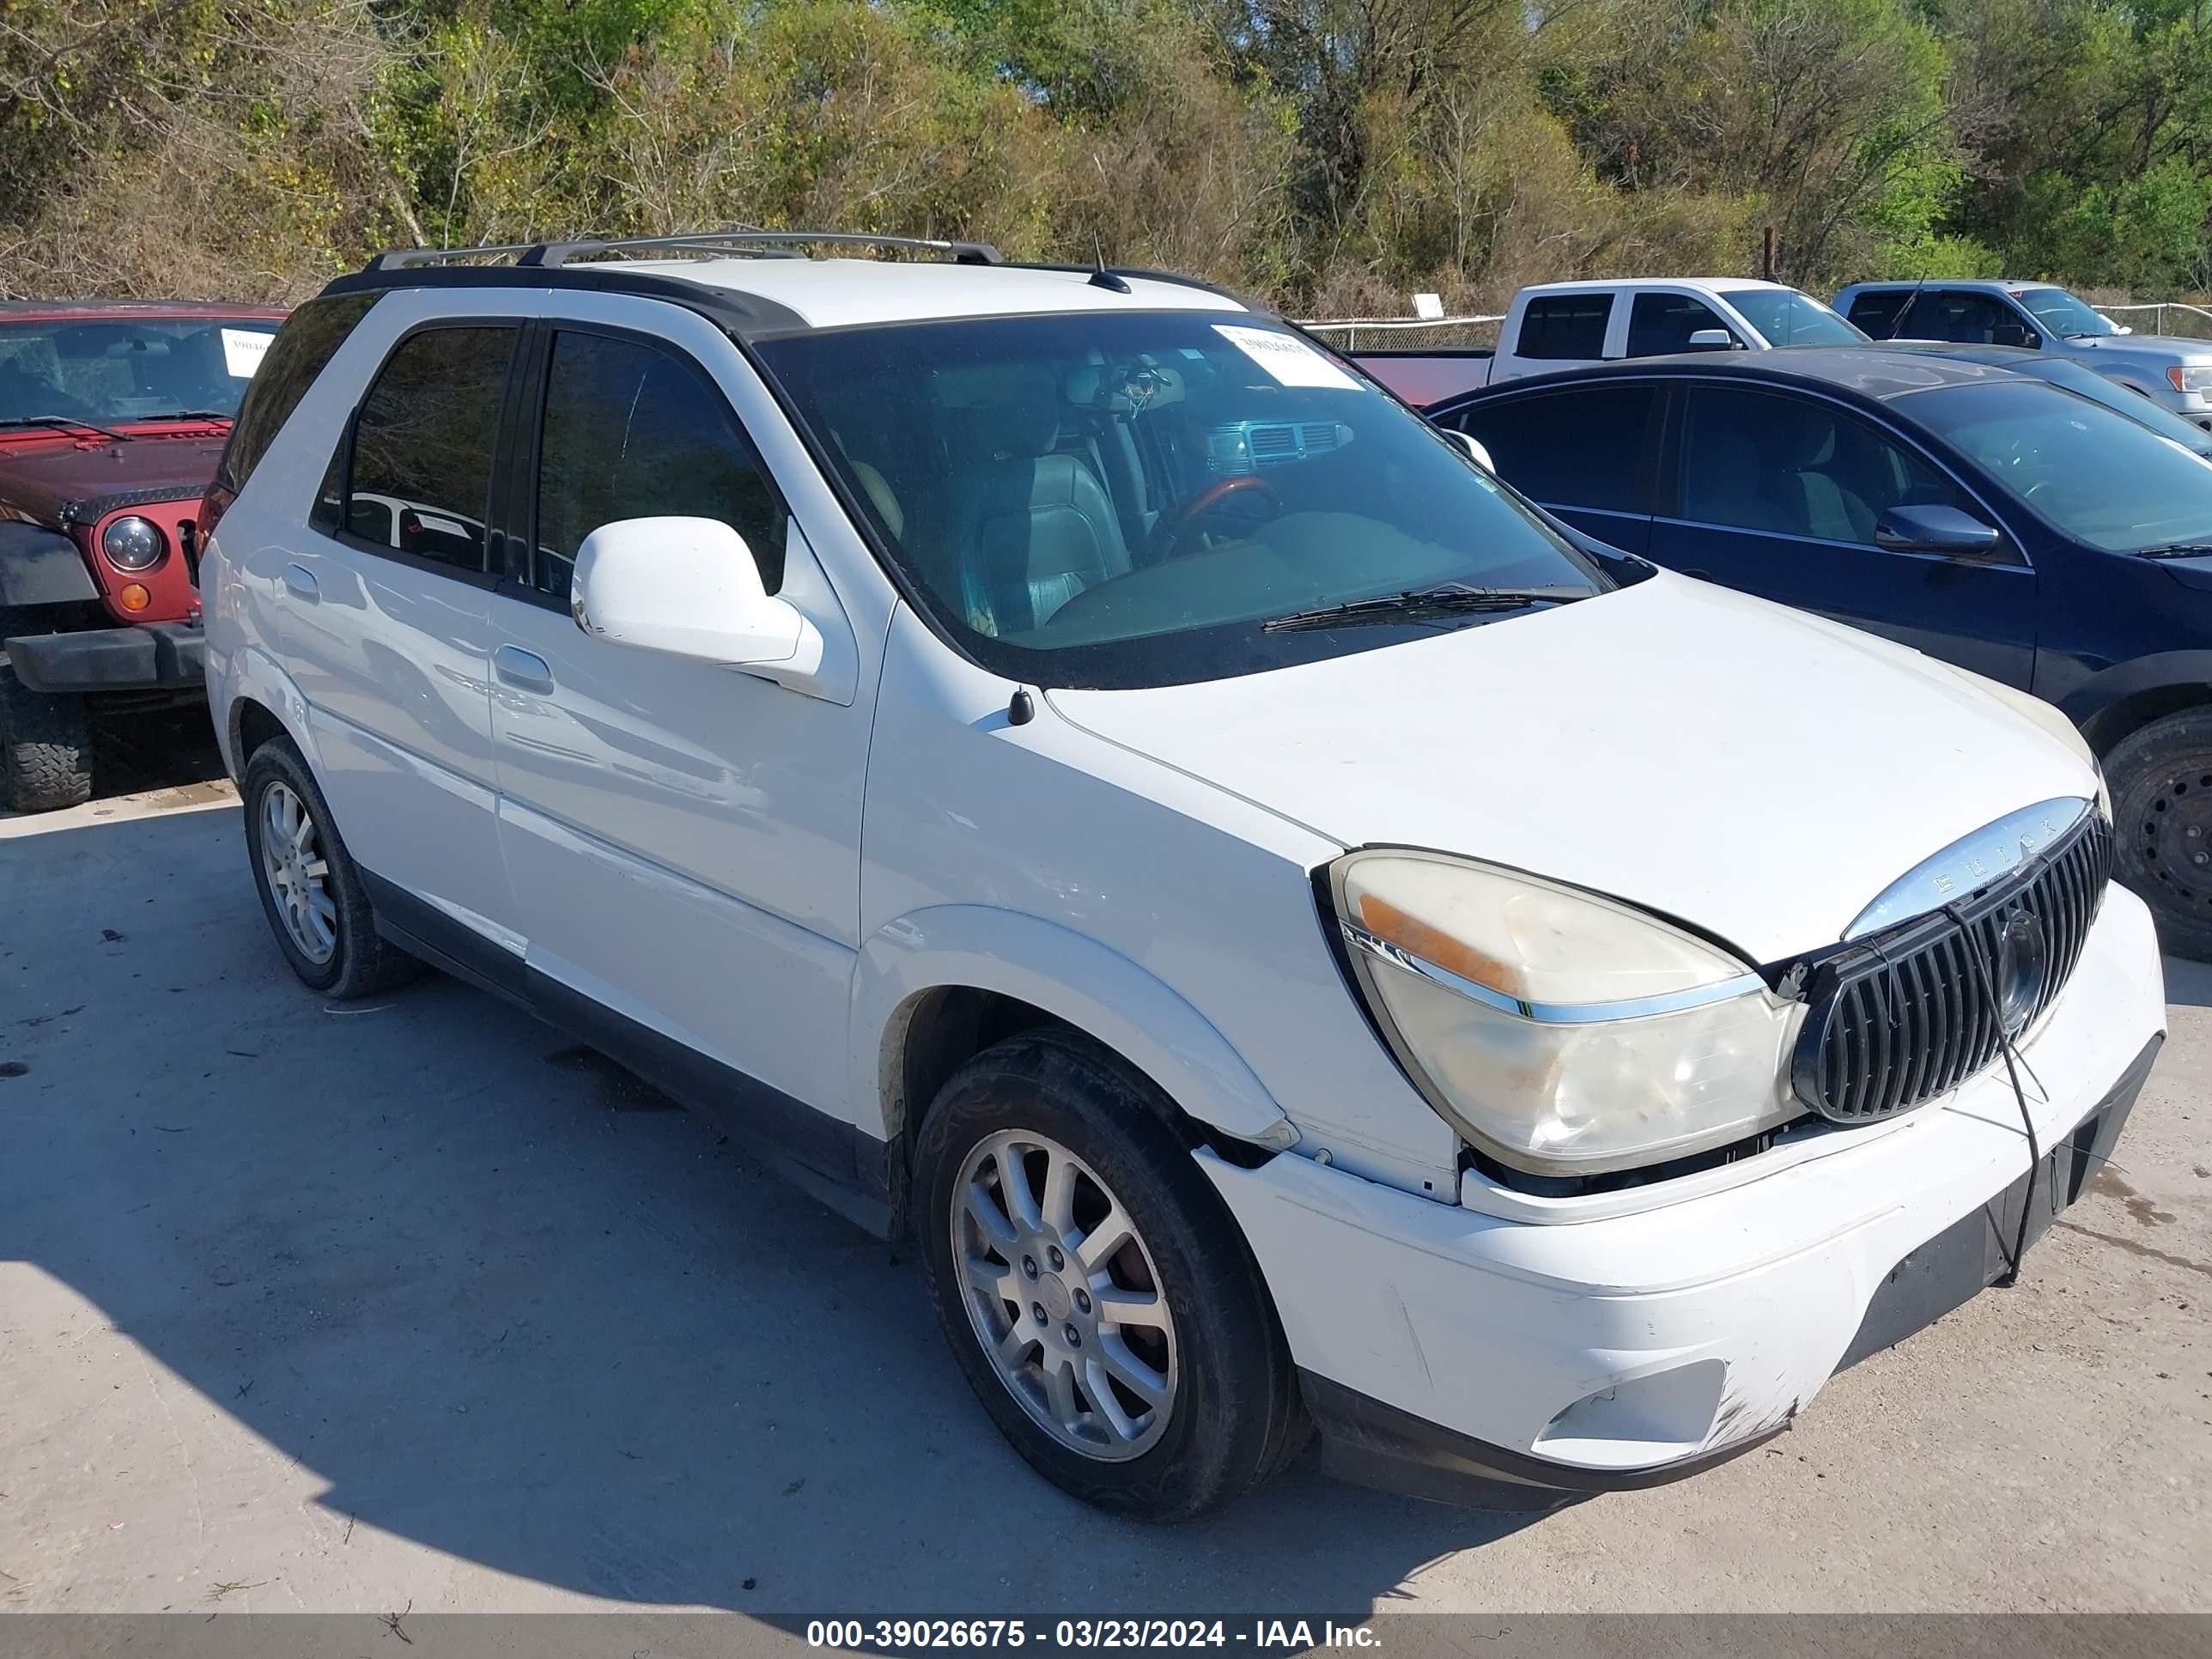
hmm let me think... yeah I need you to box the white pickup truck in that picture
[1346,277,1867,405]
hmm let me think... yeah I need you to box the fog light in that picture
[118,582,151,611]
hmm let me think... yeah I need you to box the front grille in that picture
[1790,811,2112,1123]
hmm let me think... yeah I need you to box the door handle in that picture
[493,643,555,694]
[283,562,319,601]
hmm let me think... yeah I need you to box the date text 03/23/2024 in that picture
[805,1621,1382,1650]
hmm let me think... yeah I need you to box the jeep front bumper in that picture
[5,621,206,695]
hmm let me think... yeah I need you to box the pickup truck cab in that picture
[204,233,2161,1520]
[1348,277,1864,404]
[1835,280,2212,433]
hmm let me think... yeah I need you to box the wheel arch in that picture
[2057,653,2212,757]
[852,905,1297,1193]
[217,646,322,783]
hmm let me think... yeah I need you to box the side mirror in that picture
[1874,503,2006,558]
[1991,323,2039,349]
[1686,328,1741,352]
[1445,428,1495,471]
[571,515,812,666]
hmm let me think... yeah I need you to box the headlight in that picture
[1935,664,2108,820]
[101,514,165,572]
[1329,851,1802,1177]
[2167,366,2212,395]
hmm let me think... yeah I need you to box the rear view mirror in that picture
[1444,428,1495,471]
[1875,503,2006,558]
[1686,329,1740,351]
[571,515,816,667]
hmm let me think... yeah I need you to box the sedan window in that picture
[1450,386,1655,514]
[1909,380,2212,552]
[1677,386,1976,548]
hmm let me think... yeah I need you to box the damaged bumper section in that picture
[1199,886,2167,1510]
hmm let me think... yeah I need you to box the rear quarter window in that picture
[216,292,381,499]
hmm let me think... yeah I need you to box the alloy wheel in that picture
[951,1128,1178,1461]
[260,779,337,963]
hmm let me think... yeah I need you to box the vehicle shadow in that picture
[0,805,1540,1616]
[2160,952,2212,1010]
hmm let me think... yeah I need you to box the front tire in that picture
[0,665,92,812]
[914,1029,1303,1520]
[2108,708,2212,962]
[241,736,422,998]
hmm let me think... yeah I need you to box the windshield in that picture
[2015,288,2118,338]
[2027,359,2212,453]
[1909,379,2212,551]
[755,312,1619,689]
[0,315,278,427]
[1727,289,1865,347]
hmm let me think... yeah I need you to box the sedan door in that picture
[483,313,871,1144]
[1649,382,2038,685]
[1440,380,1660,554]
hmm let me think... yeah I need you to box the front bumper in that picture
[4,621,206,695]
[1200,884,2167,1507]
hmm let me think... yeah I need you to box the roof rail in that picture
[367,229,1004,272]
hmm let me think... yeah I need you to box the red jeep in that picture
[0,301,284,811]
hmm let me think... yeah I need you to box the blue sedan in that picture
[1429,347,2212,957]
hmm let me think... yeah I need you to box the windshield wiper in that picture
[2139,542,2212,560]
[0,413,131,442]
[1261,582,1591,633]
[139,409,232,423]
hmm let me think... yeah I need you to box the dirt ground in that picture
[1,714,2206,1621]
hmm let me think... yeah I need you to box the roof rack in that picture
[367,229,1005,272]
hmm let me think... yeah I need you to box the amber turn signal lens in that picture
[119,583,151,611]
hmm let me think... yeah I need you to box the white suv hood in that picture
[1048,574,2096,963]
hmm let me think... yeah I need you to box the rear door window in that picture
[339,325,515,574]
[1626,295,1735,357]
[1516,295,1613,361]
[1449,386,1656,514]
[1844,291,1911,337]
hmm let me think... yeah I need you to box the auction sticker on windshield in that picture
[1214,325,1362,392]
[221,327,272,379]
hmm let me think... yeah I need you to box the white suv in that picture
[201,232,2166,1520]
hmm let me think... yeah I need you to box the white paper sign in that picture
[221,327,272,380]
[1213,325,1362,391]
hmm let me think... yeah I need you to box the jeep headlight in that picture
[101,514,165,572]
[1329,851,1802,1177]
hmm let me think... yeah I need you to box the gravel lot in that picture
[2,719,2207,1620]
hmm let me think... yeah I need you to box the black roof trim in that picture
[317,262,810,336]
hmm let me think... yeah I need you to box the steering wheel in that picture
[1152,475,1280,558]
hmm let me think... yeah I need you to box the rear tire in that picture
[0,665,92,812]
[914,1028,1303,1521]
[241,735,422,998]
[2107,708,2212,962]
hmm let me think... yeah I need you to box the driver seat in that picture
[950,373,1131,633]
